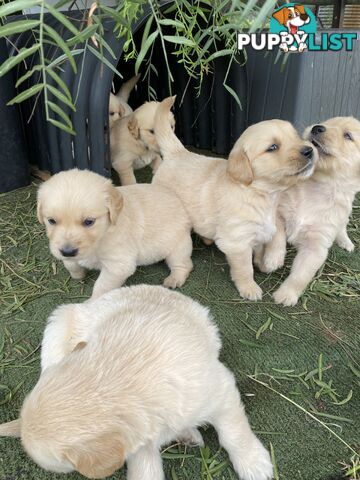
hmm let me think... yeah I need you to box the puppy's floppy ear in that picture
[295,4,306,15]
[66,432,125,479]
[106,184,123,225]
[227,146,253,185]
[0,418,21,437]
[128,115,139,140]
[272,7,286,25]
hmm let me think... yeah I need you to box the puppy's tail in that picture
[117,74,140,102]
[154,96,185,156]
[0,419,21,437]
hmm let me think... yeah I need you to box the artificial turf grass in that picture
[0,177,359,480]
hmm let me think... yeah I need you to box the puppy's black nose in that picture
[300,146,313,159]
[311,125,326,135]
[60,246,78,257]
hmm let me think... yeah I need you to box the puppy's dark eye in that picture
[267,144,279,152]
[149,129,155,134]
[48,218,56,225]
[109,112,115,116]
[83,218,95,227]
[344,132,353,141]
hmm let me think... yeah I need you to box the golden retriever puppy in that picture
[108,74,140,128]
[37,169,193,298]
[153,97,317,300]
[111,101,175,186]
[0,285,273,480]
[259,116,360,306]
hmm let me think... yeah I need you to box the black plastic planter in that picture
[0,38,30,193]
[7,4,248,178]
[246,30,360,129]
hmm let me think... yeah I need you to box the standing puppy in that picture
[261,117,360,306]
[0,285,273,480]
[37,169,193,298]
[153,97,316,300]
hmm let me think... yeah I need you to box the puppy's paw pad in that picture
[239,283,262,301]
[273,286,299,306]
[177,428,204,448]
[163,275,185,289]
[338,239,355,252]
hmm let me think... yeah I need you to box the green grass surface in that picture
[0,173,359,480]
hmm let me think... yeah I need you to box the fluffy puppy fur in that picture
[0,286,273,480]
[153,96,317,300]
[111,101,175,186]
[259,116,360,306]
[108,74,140,128]
[37,169,193,298]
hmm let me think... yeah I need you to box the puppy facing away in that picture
[0,285,273,480]
[259,116,360,306]
[37,169,193,298]
[153,97,317,300]
[108,74,140,128]
[110,101,175,185]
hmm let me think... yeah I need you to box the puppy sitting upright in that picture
[0,285,273,480]
[153,97,317,300]
[260,117,360,306]
[111,101,174,185]
[37,169,193,298]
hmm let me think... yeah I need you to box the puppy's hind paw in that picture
[258,253,285,273]
[273,284,299,306]
[238,282,262,301]
[177,428,204,448]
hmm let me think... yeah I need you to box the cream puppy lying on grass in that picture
[37,169,193,298]
[0,285,273,480]
[259,116,360,306]
[110,101,174,185]
[153,97,317,301]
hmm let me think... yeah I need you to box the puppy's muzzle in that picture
[60,246,78,258]
[311,125,326,136]
[300,146,314,160]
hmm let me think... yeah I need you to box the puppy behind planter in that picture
[7,4,247,178]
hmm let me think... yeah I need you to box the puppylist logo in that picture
[238,3,357,53]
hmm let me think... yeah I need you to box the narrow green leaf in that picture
[93,33,117,60]
[135,30,158,74]
[7,83,44,105]
[0,44,40,77]
[140,14,154,51]
[256,318,272,339]
[66,25,98,46]
[163,35,196,47]
[158,19,185,29]
[318,353,323,382]
[47,101,72,128]
[204,48,234,64]
[0,0,40,18]
[0,19,40,38]
[46,67,72,100]
[88,45,123,79]
[45,4,79,36]
[15,65,41,88]
[44,24,76,73]
[332,389,353,406]
[46,49,83,69]
[47,84,76,111]
[249,0,277,33]
[48,118,76,135]
[270,442,280,480]
[223,83,242,109]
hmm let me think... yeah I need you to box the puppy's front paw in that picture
[69,268,86,280]
[163,274,185,289]
[337,238,355,252]
[238,282,262,301]
[235,439,273,480]
[298,42,307,52]
[273,284,299,306]
[280,43,289,52]
[259,252,285,273]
